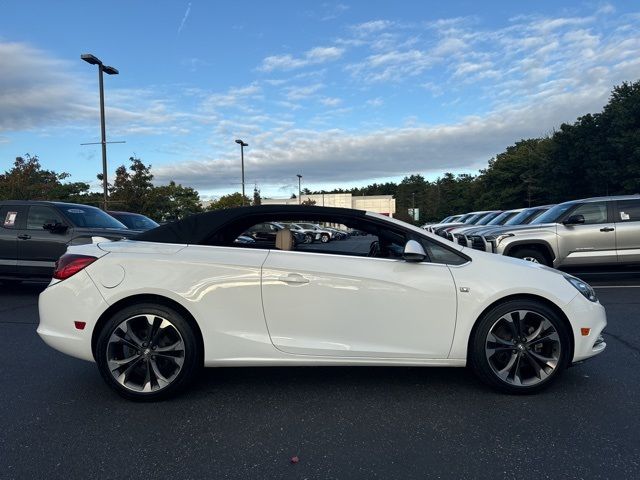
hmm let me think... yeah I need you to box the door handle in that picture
[599,227,615,232]
[278,273,309,284]
[17,234,31,240]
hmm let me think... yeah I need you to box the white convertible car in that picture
[38,206,606,400]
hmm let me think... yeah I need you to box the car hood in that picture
[478,222,558,237]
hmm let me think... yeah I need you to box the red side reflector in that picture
[581,328,591,336]
[74,321,86,330]
[53,254,98,280]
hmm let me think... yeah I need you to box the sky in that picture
[1,1,639,199]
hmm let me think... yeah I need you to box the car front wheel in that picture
[320,233,330,243]
[510,248,550,266]
[469,300,570,394]
[95,303,201,401]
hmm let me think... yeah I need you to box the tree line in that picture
[1,80,638,223]
[0,155,203,222]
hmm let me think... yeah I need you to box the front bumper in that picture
[37,270,108,362]
[567,294,607,363]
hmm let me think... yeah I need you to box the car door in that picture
[0,205,24,278]
[261,241,458,359]
[16,205,73,277]
[614,199,640,264]
[556,201,617,266]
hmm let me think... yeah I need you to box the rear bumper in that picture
[37,271,108,362]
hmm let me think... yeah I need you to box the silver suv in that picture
[484,195,640,267]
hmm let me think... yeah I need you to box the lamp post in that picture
[296,174,302,205]
[81,53,119,211]
[235,139,248,205]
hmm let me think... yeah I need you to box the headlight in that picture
[564,276,598,302]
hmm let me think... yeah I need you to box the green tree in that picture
[106,157,154,213]
[149,181,203,222]
[0,155,91,201]
[207,192,251,210]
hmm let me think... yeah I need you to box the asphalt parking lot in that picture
[1,272,639,479]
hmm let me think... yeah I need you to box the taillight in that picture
[53,254,97,280]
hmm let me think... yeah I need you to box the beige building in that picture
[261,193,396,217]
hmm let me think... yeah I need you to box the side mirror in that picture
[563,214,585,225]
[403,239,427,262]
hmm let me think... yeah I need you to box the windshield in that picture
[531,203,576,224]
[464,212,492,224]
[487,211,517,225]
[115,213,159,230]
[475,212,501,225]
[505,208,534,225]
[463,213,483,224]
[63,205,127,229]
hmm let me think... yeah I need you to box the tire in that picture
[469,299,571,394]
[510,248,550,266]
[304,233,313,244]
[320,233,330,243]
[95,303,201,401]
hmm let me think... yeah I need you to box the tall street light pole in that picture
[235,139,248,205]
[296,174,302,205]
[81,54,118,211]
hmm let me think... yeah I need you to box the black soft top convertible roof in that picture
[133,205,368,245]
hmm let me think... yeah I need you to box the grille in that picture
[470,236,485,251]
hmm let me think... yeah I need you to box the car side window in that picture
[1,207,19,229]
[570,202,608,224]
[27,206,65,230]
[617,199,640,222]
[420,238,468,265]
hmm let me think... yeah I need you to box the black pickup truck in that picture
[0,201,136,283]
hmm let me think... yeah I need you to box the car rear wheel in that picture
[304,233,313,244]
[320,233,330,243]
[95,303,201,401]
[510,248,550,266]
[469,300,571,394]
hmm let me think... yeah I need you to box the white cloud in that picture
[320,97,342,107]
[154,81,618,190]
[285,83,324,100]
[258,46,344,72]
[202,83,262,109]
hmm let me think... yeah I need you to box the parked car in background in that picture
[0,201,135,283]
[453,209,526,246]
[485,195,640,267]
[422,214,463,229]
[467,206,553,252]
[325,227,349,240]
[244,222,307,245]
[433,211,500,239]
[295,223,333,243]
[285,223,318,244]
[108,211,159,231]
[447,211,503,243]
